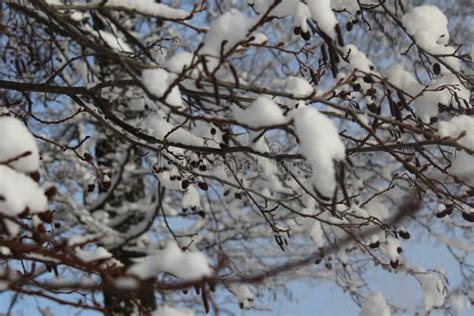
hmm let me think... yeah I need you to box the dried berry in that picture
[198,210,206,218]
[198,182,209,191]
[210,127,216,135]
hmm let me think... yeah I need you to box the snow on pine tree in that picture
[0,0,472,315]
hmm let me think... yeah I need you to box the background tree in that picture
[0,0,473,315]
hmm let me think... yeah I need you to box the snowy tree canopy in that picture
[0,0,473,315]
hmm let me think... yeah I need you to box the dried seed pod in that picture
[363,75,374,83]
[367,103,378,113]
[181,179,190,190]
[335,24,344,46]
[462,212,474,222]
[45,186,57,201]
[102,176,112,191]
[433,63,441,75]
[87,183,95,193]
[369,240,380,249]
[321,44,328,63]
[390,260,399,269]
[352,83,361,91]
[301,31,311,41]
[19,207,30,218]
[38,210,54,224]
[445,204,454,215]
[398,230,411,240]
[30,171,40,183]
[325,261,332,270]
[83,152,93,162]
[346,21,353,32]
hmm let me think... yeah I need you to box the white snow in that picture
[228,283,256,309]
[414,267,447,312]
[182,186,200,210]
[233,96,288,128]
[128,240,212,281]
[248,32,268,45]
[444,151,474,186]
[0,117,40,173]
[75,246,112,263]
[152,306,194,316]
[146,115,204,146]
[402,6,460,72]
[383,236,401,262]
[359,292,391,316]
[307,0,338,39]
[332,0,366,15]
[142,68,183,107]
[402,6,449,51]
[385,65,468,123]
[293,106,346,198]
[107,0,189,19]
[415,74,469,122]
[343,44,375,73]
[364,200,390,221]
[0,165,48,217]
[285,76,314,97]
[436,234,474,253]
[305,219,325,248]
[384,63,422,97]
[202,10,254,69]
[248,0,298,17]
[165,51,195,74]
[294,2,312,33]
[450,294,471,315]
[439,115,474,150]
[438,115,474,185]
